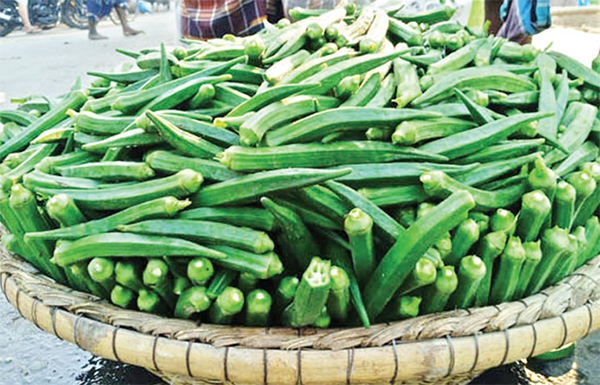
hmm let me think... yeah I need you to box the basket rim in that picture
[2,244,600,384]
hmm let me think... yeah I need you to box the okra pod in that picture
[245,289,272,326]
[187,257,214,286]
[516,190,552,242]
[285,257,331,327]
[490,208,517,234]
[137,289,168,315]
[489,236,526,304]
[46,194,86,228]
[396,258,437,297]
[174,286,211,319]
[110,284,136,309]
[422,266,458,314]
[547,233,580,285]
[115,260,145,292]
[446,255,486,310]
[209,286,245,324]
[474,230,508,306]
[525,227,571,296]
[206,269,238,299]
[553,181,576,230]
[52,233,226,267]
[57,161,155,182]
[447,218,480,266]
[27,197,190,240]
[344,208,375,286]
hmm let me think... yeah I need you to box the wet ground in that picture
[2,7,600,385]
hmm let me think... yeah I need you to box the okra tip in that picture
[420,171,445,196]
[164,197,192,216]
[267,253,284,278]
[460,255,486,280]
[177,169,204,194]
[8,184,33,208]
[344,208,373,235]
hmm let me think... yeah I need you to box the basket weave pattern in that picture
[2,243,600,384]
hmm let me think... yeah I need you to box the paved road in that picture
[1,8,600,384]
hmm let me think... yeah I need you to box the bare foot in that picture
[123,27,142,36]
[88,31,108,40]
[24,26,41,34]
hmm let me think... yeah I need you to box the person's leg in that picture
[114,3,141,36]
[16,0,39,33]
[88,16,107,39]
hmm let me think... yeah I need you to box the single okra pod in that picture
[489,236,526,304]
[207,269,238,299]
[344,208,375,287]
[525,227,571,296]
[396,258,437,297]
[512,241,543,300]
[469,212,490,235]
[177,207,275,232]
[173,276,192,296]
[576,216,600,268]
[143,258,170,288]
[187,257,214,286]
[174,286,211,319]
[57,161,155,182]
[327,266,351,322]
[87,257,116,293]
[211,245,283,279]
[32,169,203,211]
[553,181,576,230]
[285,257,331,328]
[516,190,552,242]
[274,276,300,316]
[447,218,480,266]
[474,231,508,306]
[52,233,226,267]
[114,261,145,292]
[445,255,486,310]
[313,307,331,328]
[572,162,600,228]
[421,266,458,314]
[547,233,580,285]
[245,289,272,327]
[46,194,87,228]
[568,171,596,211]
[490,208,516,234]
[110,285,136,309]
[209,286,245,324]
[137,289,168,315]
[238,272,259,294]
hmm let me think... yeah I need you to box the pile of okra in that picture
[1,2,600,329]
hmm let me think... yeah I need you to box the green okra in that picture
[568,171,597,212]
[447,218,480,266]
[115,261,145,292]
[192,168,350,207]
[525,227,571,296]
[137,289,168,315]
[576,216,600,268]
[145,111,223,159]
[515,190,552,242]
[422,266,458,314]
[274,276,300,316]
[187,257,214,286]
[420,170,526,212]
[174,286,212,319]
[57,161,155,182]
[3,143,58,183]
[512,240,543,300]
[344,208,375,287]
[490,208,517,234]
[26,197,190,240]
[173,276,192,296]
[32,169,202,211]
[87,257,116,293]
[364,191,475,319]
[553,181,576,230]
[489,236,526,304]
[52,233,226,267]
[285,257,331,327]
[547,233,580,285]
[177,207,275,232]
[474,230,508,306]
[46,194,87,228]
[528,157,557,202]
[396,258,437,297]
[260,197,319,271]
[117,219,274,254]
[209,286,245,324]
[110,285,136,309]
[245,289,272,326]
[206,269,238,299]
[34,151,99,174]
[327,266,351,322]
[446,255,486,310]
[238,272,259,294]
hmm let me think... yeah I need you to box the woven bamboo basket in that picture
[2,238,600,385]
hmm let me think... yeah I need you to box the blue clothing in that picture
[86,0,127,21]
